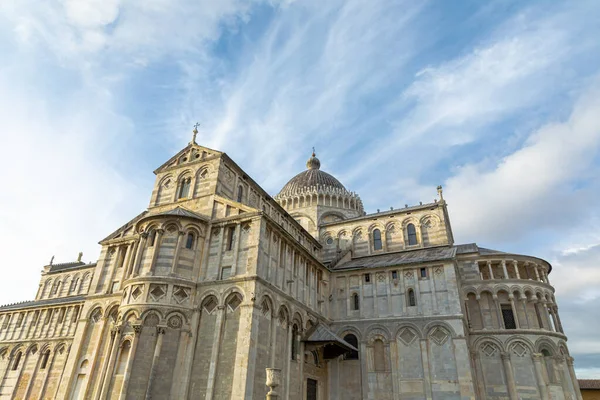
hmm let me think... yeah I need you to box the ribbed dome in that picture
[277,152,348,198]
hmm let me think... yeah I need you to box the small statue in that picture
[77,252,83,262]
[49,255,54,265]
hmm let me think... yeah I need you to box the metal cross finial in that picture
[191,122,200,144]
[312,146,316,157]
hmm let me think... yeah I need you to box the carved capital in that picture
[532,353,543,361]
[132,323,142,334]
[500,352,511,361]
[156,326,167,335]
[567,356,575,366]
[156,229,165,235]
[141,232,149,239]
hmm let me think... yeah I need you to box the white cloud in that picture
[445,77,600,244]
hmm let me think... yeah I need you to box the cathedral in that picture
[0,129,582,400]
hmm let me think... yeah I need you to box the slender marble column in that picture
[132,234,148,277]
[118,324,142,400]
[567,357,583,400]
[170,231,185,275]
[502,260,509,279]
[476,295,485,329]
[148,229,164,275]
[532,353,549,400]
[97,325,122,400]
[509,295,520,329]
[144,325,166,400]
[206,305,226,400]
[37,347,59,399]
[513,261,521,279]
[487,261,494,279]
[501,352,518,400]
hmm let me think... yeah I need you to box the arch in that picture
[87,305,103,321]
[40,349,51,369]
[221,286,245,305]
[121,309,140,322]
[319,211,346,225]
[11,350,22,370]
[292,312,303,328]
[535,338,558,354]
[423,321,457,338]
[367,223,385,234]
[493,285,511,296]
[201,295,219,314]
[394,323,424,340]
[365,324,391,342]
[116,340,131,375]
[419,214,441,225]
[165,311,188,328]
[277,305,290,326]
[237,185,244,202]
[141,309,164,324]
[185,231,196,249]
[472,336,506,352]
[505,336,535,354]
[407,288,416,307]
[225,292,243,312]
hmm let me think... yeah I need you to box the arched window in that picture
[373,339,386,371]
[177,177,191,200]
[407,223,418,245]
[291,324,299,361]
[116,341,131,375]
[185,233,195,249]
[148,229,157,247]
[12,351,22,370]
[373,229,382,251]
[237,185,243,202]
[40,350,51,369]
[352,293,360,311]
[343,334,359,360]
[408,289,416,307]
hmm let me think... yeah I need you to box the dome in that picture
[276,152,348,198]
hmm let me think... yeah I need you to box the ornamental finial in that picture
[437,185,444,201]
[191,122,200,144]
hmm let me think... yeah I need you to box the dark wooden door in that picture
[306,378,317,400]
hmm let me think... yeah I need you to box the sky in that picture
[1,0,600,377]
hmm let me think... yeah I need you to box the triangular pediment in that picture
[154,143,223,174]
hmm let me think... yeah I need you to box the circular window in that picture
[195,154,200,159]
[326,237,334,245]
[182,157,188,162]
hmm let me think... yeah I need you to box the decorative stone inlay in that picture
[511,342,528,357]
[481,343,498,357]
[377,273,386,282]
[405,271,413,279]
[227,294,242,311]
[90,308,103,324]
[131,285,143,300]
[429,327,449,345]
[149,284,167,301]
[398,328,417,345]
[203,298,217,314]
[434,267,443,276]
[167,315,183,329]
[172,286,190,304]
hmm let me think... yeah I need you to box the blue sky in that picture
[1,0,600,377]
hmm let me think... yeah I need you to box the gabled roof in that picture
[143,206,209,222]
[101,211,148,243]
[153,143,222,174]
[334,246,457,270]
[303,323,358,352]
[0,295,86,311]
[49,261,95,273]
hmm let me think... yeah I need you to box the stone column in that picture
[206,305,226,400]
[501,352,518,400]
[513,261,520,279]
[144,325,166,400]
[493,295,504,329]
[231,223,242,275]
[521,296,530,329]
[181,309,200,400]
[37,347,60,399]
[0,353,13,390]
[132,234,148,277]
[487,261,494,280]
[105,246,123,294]
[554,307,564,333]
[121,242,135,280]
[10,346,32,400]
[84,313,112,396]
[148,229,164,275]
[502,260,509,279]
[476,295,485,329]
[170,231,185,275]
[413,268,422,314]
[532,353,549,400]
[509,295,520,329]
[23,348,44,400]
[534,265,541,281]
[97,325,122,400]
[567,357,583,400]
[360,341,370,399]
[118,324,142,400]
[420,339,433,400]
